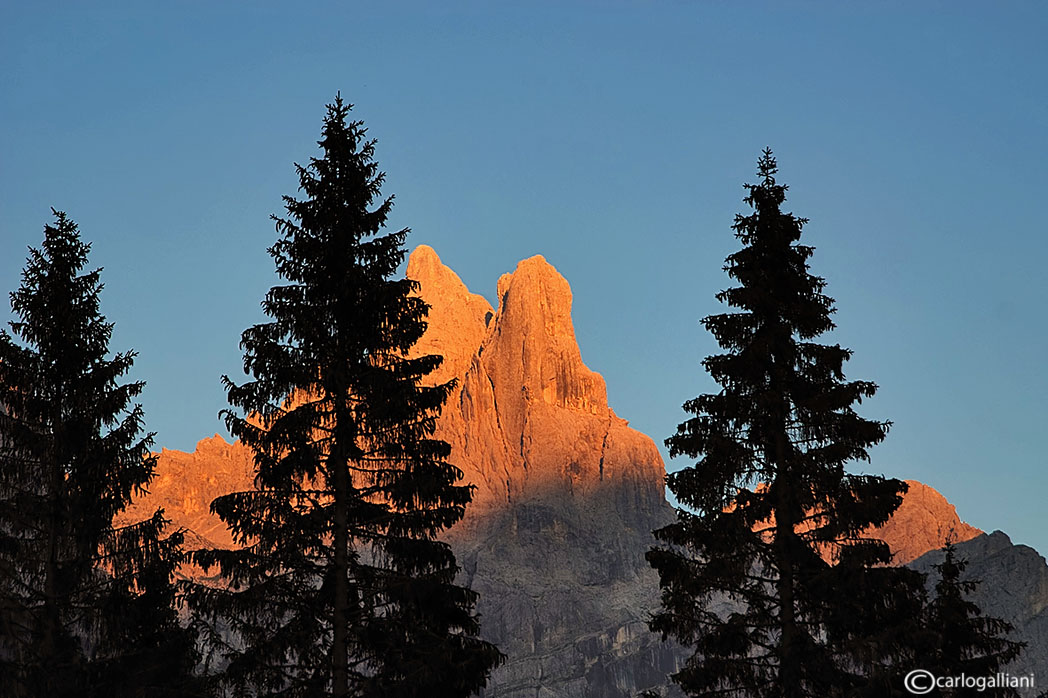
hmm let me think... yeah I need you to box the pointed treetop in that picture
[757,147,778,185]
[320,92,355,148]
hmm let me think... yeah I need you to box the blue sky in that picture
[2,2,1046,553]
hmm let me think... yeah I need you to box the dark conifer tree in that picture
[0,211,205,698]
[916,541,1025,697]
[187,96,502,698]
[647,150,924,697]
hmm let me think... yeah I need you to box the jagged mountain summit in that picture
[407,246,679,696]
[406,245,667,529]
[128,245,1020,697]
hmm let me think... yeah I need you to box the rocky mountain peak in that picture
[488,253,608,415]
[870,479,982,564]
[406,244,493,386]
[403,247,664,529]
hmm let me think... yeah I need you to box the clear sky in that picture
[2,2,1046,553]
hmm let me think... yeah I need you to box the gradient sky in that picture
[2,2,1046,553]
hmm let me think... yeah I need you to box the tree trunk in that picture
[775,427,802,698]
[332,441,349,697]
[43,440,62,693]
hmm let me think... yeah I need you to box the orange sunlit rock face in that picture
[128,245,666,549]
[869,479,982,564]
[121,434,254,549]
[127,245,979,567]
[406,245,666,538]
[740,478,982,565]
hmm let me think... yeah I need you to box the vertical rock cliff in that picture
[407,245,666,526]
[406,245,681,697]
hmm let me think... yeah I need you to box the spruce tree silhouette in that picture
[187,96,503,698]
[0,211,205,698]
[917,541,1025,698]
[647,151,925,698]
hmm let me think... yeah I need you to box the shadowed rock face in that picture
[129,245,1018,697]
[910,531,1048,680]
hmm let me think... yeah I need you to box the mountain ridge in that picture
[125,245,1025,697]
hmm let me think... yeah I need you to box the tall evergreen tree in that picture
[916,541,1025,697]
[647,150,924,697]
[187,96,502,698]
[0,211,204,697]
